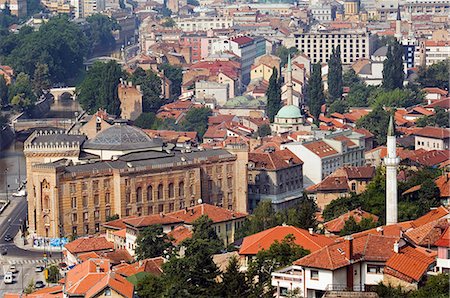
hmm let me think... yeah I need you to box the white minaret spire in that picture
[395,4,402,40]
[385,115,400,225]
[286,53,293,106]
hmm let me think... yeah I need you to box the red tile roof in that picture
[384,245,436,283]
[65,237,114,255]
[422,88,448,96]
[324,209,379,233]
[435,226,450,247]
[410,206,449,228]
[230,36,254,46]
[169,203,247,224]
[414,127,450,139]
[103,249,133,265]
[167,225,193,245]
[402,174,450,198]
[404,218,448,246]
[425,97,450,109]
[115,257,165,277]
[294,233,399,270]
[239,225,334,255]
[307,176,349,193]
[332,135,357,147]
[303,140,339,158]
[352,128,374,138]
[248,149,303,170]
[407,150,450,167]
[123,214,183,228]
[102,217,137,230]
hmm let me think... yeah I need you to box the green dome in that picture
[276,105,302,119]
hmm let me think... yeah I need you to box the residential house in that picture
[422,88,448,104]
[118,81,143,121]
[414,126,450,151]
[307,166,375,212]
[434,226,450,273]
[247,149,304,211]
[402,173,450,206]
[64,236,114,265]
[250,54,281,82]
[324,209,379,235]
[239,225,334,268]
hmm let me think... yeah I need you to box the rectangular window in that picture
[158,204,164,213]
[310,270,319,280]
[92,180,99,191]
[94,194,99,206]
[367,265,383,274]
[84,225,89,234]
[105,193,110,204]
[83,212,88,221]
[227,177,232,188]
[104,179,110,188]
[70,183,76,193]
[147,206,153,215]
[82,196,88,208]
[72,226,77,235]
[71,197,77,209]
[94,210,99,219]
[126,193,131,204]
[105,208,111,218]
[72,213,77,222]
[125,208,130,216]
[82,182,88,191]
[95,223,100,233]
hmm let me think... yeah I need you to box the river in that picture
[0,98,83,198]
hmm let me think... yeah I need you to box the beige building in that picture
[414,126,450,151]
[250,54,281,82]
[24,124,248,238]
[0,0,27,17]
[118,81,143,121]
[293,28,373,65]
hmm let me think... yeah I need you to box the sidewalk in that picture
[13,233,63,253]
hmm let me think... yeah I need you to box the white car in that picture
[3,272,13,284]
[9,265,17,273]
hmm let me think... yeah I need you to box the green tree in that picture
[375,283,411,298]
[236,201,278,239]
[356,106,390,145]
[343,69,361,87]
[106,214,119,221]
[134,112,157,129]
[0,75,8,107]
[135,224,173,260]
[412,273,449,298]
[308,63,324,124]
[369,88,423,108]
[32,63,51,97]
[162,17,176,27]
[417,179,440,210]
[257,124,271,137]
[417,60,449,90]
[345,82,375,107]
[283,194,318,230]
[327,45,343,102]
[131,67,163,112]
[248,234,309,297]
[275,46,299,67]
[339,216,377,236]
[266,67,282,122]
[158,63,182,100]
[77,61,123,116]
[0,114,9,128]
[328,100,348,114]
[219,256,250,297]
[86,14,120,52]
[9,72,36,114]
[382,41,404,90]
[23,279,35,294]
[180,107,212,138]
[46,265,60,283]
[416,107,449,128]
[135,274,165,298]
[187,215,223,254]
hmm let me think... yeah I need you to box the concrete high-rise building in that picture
[384,116,400,225]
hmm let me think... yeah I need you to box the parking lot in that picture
[0,262,47,296]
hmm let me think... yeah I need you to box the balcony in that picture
[325,284,377,293]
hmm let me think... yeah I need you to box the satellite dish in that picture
[197,199,202,204]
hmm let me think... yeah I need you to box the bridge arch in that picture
[49,87,77,101]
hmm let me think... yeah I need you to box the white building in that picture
[414,40,450,67]
[413,126,450,151]
[282,130,366,187]
[293,28,373,65]
[176,15,233,32]
[195,81,229,106]
[310,4,337,22]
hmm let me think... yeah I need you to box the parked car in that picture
[35,281,45,288]
[1,247,7,255]
[4,234,12,242]
[3,272,13,284]
[35,265,44,272]
[9,264,17,273]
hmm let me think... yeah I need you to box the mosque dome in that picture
[83,123,163,151]
[276,105,302,119]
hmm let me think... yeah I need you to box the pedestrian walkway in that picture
[6,258,63,265]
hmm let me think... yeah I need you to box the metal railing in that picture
[325,284,369,292]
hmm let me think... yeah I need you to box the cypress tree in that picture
[309,63,324,124]
[265,67,282,122]
[382,41,404,90]
[327,45,343,102]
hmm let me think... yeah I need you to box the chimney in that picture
[394,241,399,253]
[308,228,314,235]
[96,264,101,273]
[344,235,353,261]
[376,226,384,235]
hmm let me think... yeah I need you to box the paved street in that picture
[0,262,47,296]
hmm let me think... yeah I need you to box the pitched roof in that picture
[65,237,114,255]
[425,97,450,109]
[230,36,254,46]
[435,226,450,247]
[422,88,448,95]
[167,225,193,245]
[414,127,450,139]
[402,174,450,198]
[404,218,448,246]
[169,203,247,224]
[294,233,399,270]
[307,175,349,193]
[407,150,450,167]
[303,140,339,158]
[384,245,436,283]
[352,128,374,138]
[410,206,449,228]
[324,209,379,233]
[123,214,183,229]
[102,216,137,230]
[115,257,165,277]
[248,149,303,170]
[239,225,334,255]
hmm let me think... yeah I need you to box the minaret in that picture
[384,115,400,225]
[395,5,402,40]
[286,54,293,106]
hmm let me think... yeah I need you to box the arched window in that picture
[158,184,163,200]
[136,187,142,203]
[168,183,174,198]
[179,182,184,197]
[147,186,153,201]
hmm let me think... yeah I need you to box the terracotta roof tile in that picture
[414,127,450,139]
[435,226,450,247]
[115,257,165,277]
[167,225,193,245]
[407,150,450,167]
[425,97,450,109]
[410,206,449,228]
[248,149,303,171]
[239,225,334,255]
[169,203,247,224]
[123,214,183,228]
[230,36,254,45]
[385,246,436,282]
[303,140,339,158]
[307,176,349,193]
[324,209,379,233]
[422,88,448,95]
[102,217,137,230]
[65,237,114,255]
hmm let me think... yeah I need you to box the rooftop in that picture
[64,236,114,254]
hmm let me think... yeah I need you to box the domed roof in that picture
[276,105,302,119]
[84,124,163,151]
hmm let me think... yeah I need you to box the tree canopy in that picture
[8,72,36,114]
[130,67,163,112]
[356,106,390,145]
[275,46,299,68]
[417,60,449,90]
[416,107,449,128]
[382,41,404,91]
[86,14,120,52]
[327,45,343,102]
[265,67,282,122]
[135,224,173,260]
[77,61,123,116]
[308,63,324,124]
[158,63,182,100]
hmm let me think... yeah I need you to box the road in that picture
[0,263,46,296]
